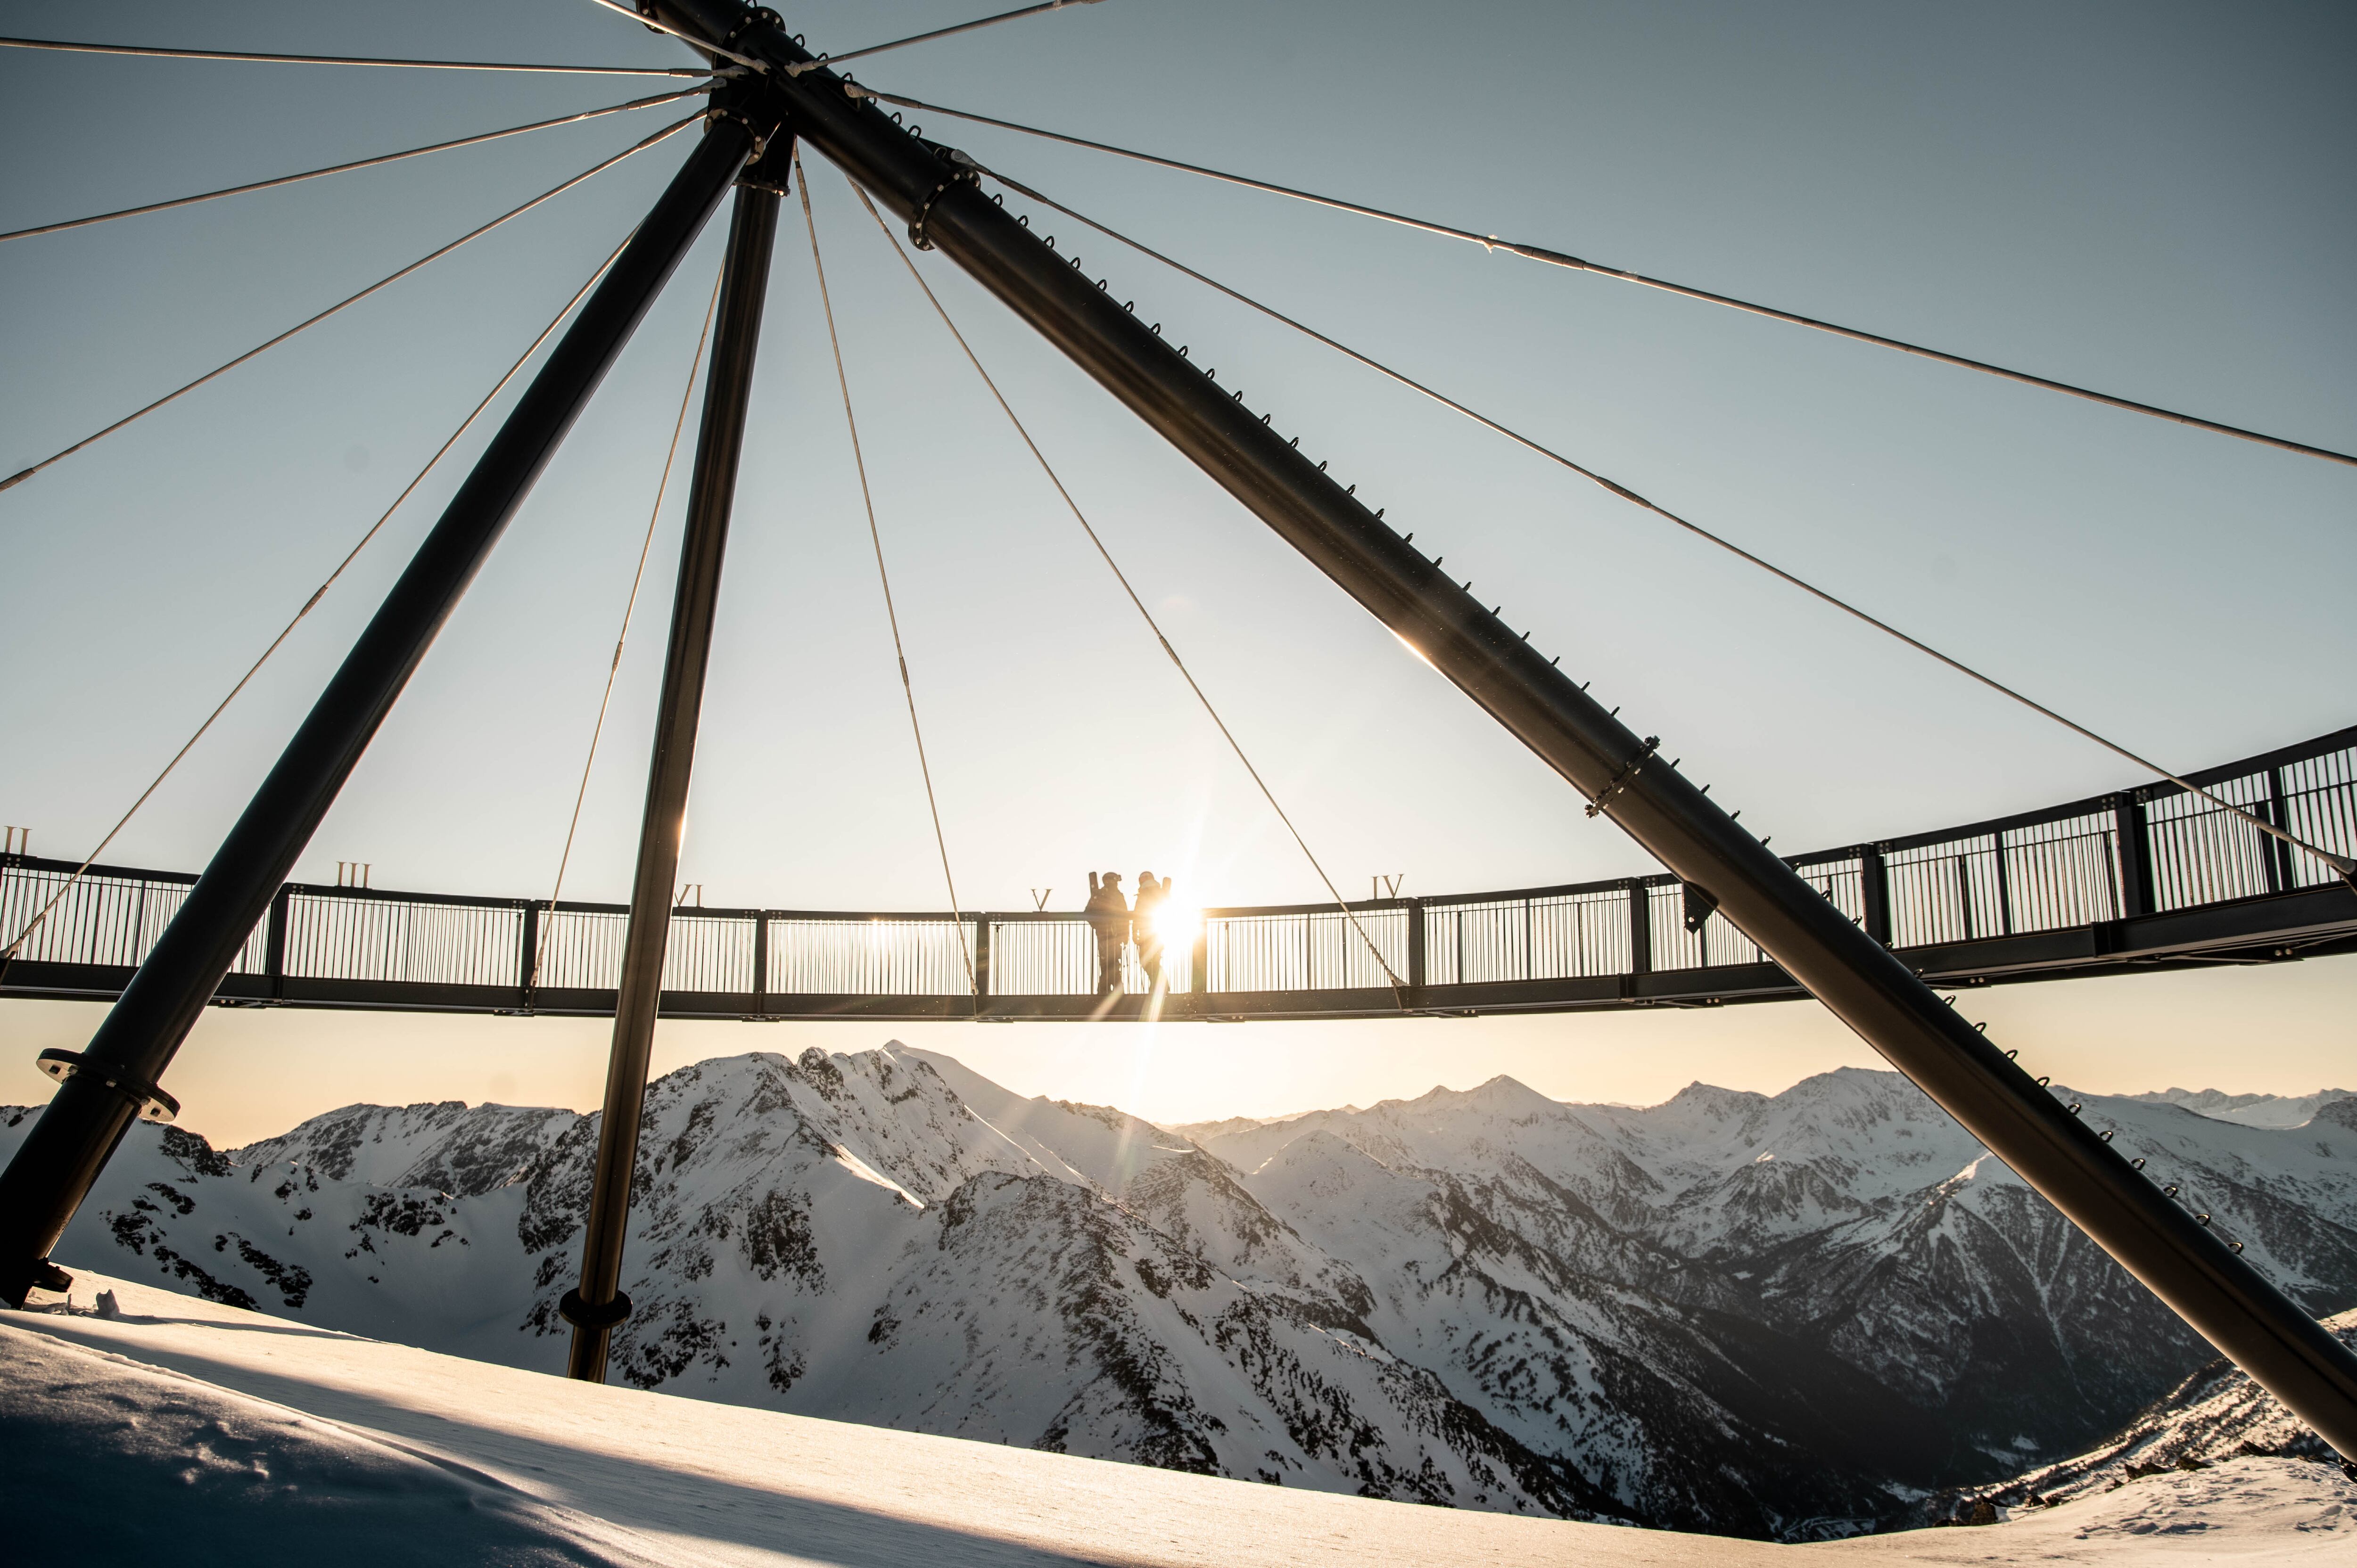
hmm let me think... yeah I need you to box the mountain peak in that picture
[1408,1075,1560,1115]
[1659,1080,1772,1114]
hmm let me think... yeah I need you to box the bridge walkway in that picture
[6,726,2352,1025]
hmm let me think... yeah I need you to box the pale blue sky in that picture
[1,0,2350,1134]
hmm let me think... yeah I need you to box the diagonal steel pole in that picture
[561,170,784,1383]
[0,117,760,1309]
[651,0,2357,1458]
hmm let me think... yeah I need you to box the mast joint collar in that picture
[1585,736,1660,820]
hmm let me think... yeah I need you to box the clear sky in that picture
[1,0,2351,1145]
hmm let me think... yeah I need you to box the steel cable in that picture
[833,164,1413,999]
[784,0,1107,77]
[0,86,714,245]
[0,112,702,495]
[852,89,2356,472]
[984,168,2357,882]
[530,266,726,993]
[796,153,977,995]
[0,230,639,980]
[574,0,768,72]
[0,34,723,75]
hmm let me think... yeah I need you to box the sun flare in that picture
[1146,901,1200,943]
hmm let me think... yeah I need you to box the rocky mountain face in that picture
[1954,1308,2357,1523]
[7,1052,2354,1541]
[1197,1072,2357,1491]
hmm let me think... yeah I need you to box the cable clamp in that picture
[36,1049,178,1125]
[1585,737,1660,819]
[907,160,980,251]
[739,123,798,195]
[705,103,779,162]
[721,7,783,55]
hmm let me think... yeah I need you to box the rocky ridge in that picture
[1954,1308,2357,1524]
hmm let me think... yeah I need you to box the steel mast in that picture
[561,116,790,1383]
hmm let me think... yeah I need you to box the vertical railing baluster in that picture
[2266,768,2294,892]
[518,900,539,1004]
[265,885,289,1001]
[1405,896,1425,999]
[1993,829,2015,936]
[752,911,769,1014]
[2114,792,2153,919]
[1627,879,1652,982]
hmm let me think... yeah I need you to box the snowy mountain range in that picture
[2120,1086,2353,1129]
[8,1047,2355,1540]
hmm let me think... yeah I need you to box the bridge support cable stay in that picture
[0,115,763,1311]
[575,0,768,72]
[0,230,641,993]
[646,0,2357,1457]
[530,269,728,997]
[795,155,975,995]
[0,112,704,494]
[983,170,2357,888]
[0,86,717,246]
[0,34,725,76]
[778,0,1108,77]
[851,90,2357,472]
[565,124,788,1383]
[830,165,1406,1004]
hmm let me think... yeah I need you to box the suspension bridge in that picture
[1,0,2353,1457]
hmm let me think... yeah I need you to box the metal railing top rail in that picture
[1875,723,2357,856]
[3,724,2350,945]
[1,857,201,889]
[1199,895,1415,918]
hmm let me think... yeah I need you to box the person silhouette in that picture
[1084,870,1129,994]
[1131,872,1172,991]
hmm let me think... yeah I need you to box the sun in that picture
[1145,900,1200,944]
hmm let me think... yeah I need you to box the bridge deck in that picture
[6,727,2352,1024]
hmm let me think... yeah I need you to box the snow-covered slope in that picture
[6,1051,2353,1541]
[1969,1308,2357,1515]
[8,1310,674,1567]
[11,1275,2354,1567]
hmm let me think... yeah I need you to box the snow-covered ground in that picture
[10,1271,2352,1567]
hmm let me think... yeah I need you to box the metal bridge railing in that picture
[769,917,975,997]
[1422,887,1631,985]
[3,725,2351,1012]
[1206,906,1406,993]
[0,862,267,976]
[281,890,521,989]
